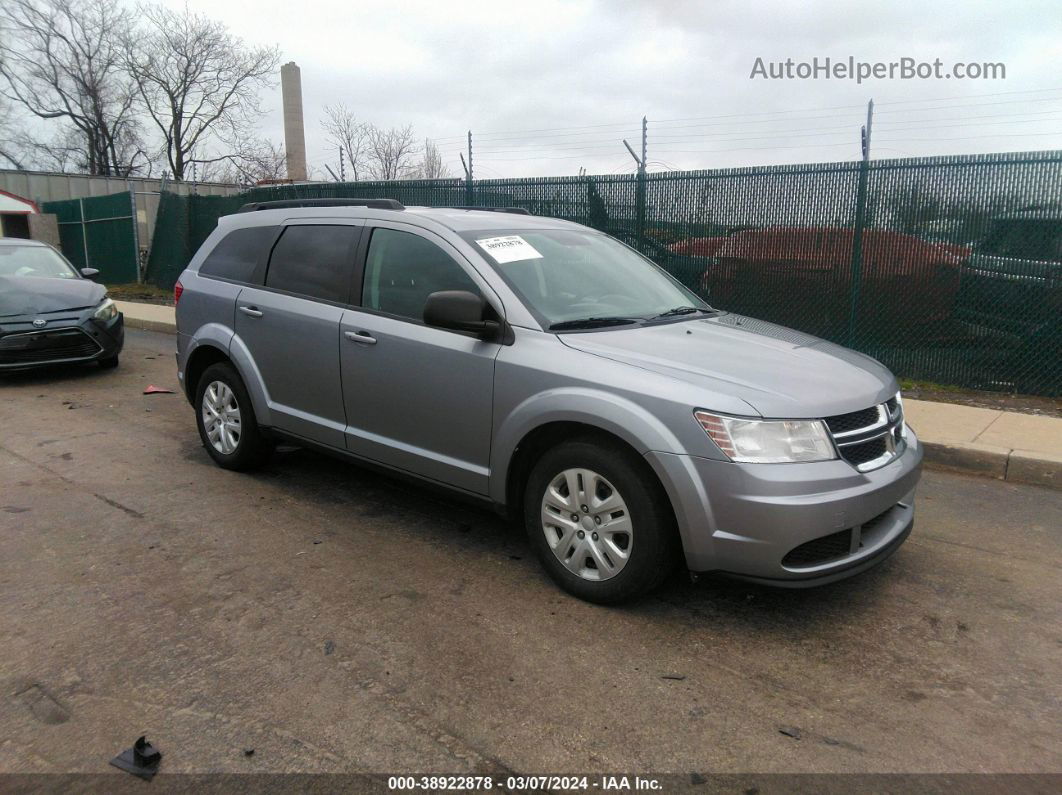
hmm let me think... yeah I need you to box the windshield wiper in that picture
[650,305,709,320]
[549,316,643,331]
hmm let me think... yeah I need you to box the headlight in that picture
[93,297,118,323]
[694,410,837,464]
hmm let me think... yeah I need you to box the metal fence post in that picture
[79,197,90,270]
[638,116,647,248]
[846,160,869,348]
[636,170,647,248]
[128,183,142,284]
[466,130,474,206]
[847,100,874,348]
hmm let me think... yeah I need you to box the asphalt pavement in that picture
[1,329,1060,778]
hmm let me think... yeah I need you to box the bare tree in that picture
[321,104,370,182]
[416,138,449,179]
[126,4,279,181]
[365,124,418,181]
[0,98,27,168]
[0,0,147,175]
[205,138,286,186]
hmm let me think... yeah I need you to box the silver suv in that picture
[175,199,922,603]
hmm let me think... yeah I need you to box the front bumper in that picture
[647,428,923,585]
[0,313,124,371]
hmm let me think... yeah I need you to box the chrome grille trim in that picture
[825,400,905,472]
[831,404,889,439]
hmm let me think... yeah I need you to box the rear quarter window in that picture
[199,226,278,283]
[265,225,359,303]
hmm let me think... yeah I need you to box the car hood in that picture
[557,313,897,418]
[0,275,104,317]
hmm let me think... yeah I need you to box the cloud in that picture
[146,0,1062,176]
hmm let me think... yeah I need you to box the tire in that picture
[524,437,679,604]
[98,354,119,369]
[195,362,273,471]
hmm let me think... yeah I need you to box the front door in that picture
[340,224,499,494]
[234,222,360,448]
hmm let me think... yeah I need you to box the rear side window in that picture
[199,226,277,283]
[265,225,359,303]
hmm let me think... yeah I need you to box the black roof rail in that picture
[447,206,532,216]
[236,198,405,213]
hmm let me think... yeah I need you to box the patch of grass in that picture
[899,378,964,393]
[105,282,174,305]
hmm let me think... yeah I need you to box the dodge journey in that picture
[175,199,922,603]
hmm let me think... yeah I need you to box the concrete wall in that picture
[28,213,61,247]
[0,169,243,253]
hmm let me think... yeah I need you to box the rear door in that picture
[339,223,501,494]
[233,221,362,448]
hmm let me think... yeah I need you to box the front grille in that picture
[782,528,852,567]
[823,398,904,471]
[0,328,101,365]
[841,436,889,466]
[824,407,880,434]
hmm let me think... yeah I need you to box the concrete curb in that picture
[115,302,1061,491]
[922,441,1060,490]
[114,301,177,335]
[121,313,177,334]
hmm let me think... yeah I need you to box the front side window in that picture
[460,228,708,329]
[200,226,278,283]
[363,228,480,321]
[265,225,358,302]
[0,245,80,279]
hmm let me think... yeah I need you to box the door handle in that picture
[239,306,263,318]
[345,330,377,345]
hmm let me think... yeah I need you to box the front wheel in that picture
[195,362,273,471]
[524,438,679,604]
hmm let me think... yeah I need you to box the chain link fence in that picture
[145,150,1061,396]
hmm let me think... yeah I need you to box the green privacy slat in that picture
[42,192,138,283]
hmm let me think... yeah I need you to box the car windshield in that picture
[980,219,1062,262]
[462,228,709,329]
[0,245,80,279]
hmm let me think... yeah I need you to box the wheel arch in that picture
[503,421,650,522]
[183,329,271,427]
[183,343,230,404]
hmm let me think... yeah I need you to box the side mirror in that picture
[81,268,100,280]
[423,290,500,338]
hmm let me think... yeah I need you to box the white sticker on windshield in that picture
[475,235,543,264]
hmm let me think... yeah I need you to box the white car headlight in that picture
[93,297,117,323]
[695,410,837,464]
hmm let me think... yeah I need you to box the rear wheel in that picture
[524,438,678,603]
[195,362,273,470]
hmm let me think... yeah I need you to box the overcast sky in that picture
[163,0,1061,179]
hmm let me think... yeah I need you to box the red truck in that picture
[676,226,966,340]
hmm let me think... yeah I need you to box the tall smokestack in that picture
[280,61,307,181]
